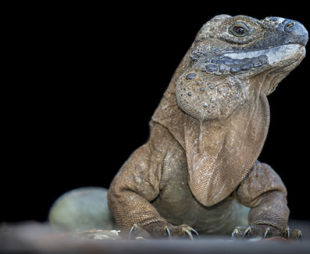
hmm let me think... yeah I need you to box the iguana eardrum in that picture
[107,15,308,238]
[49,15,308,239]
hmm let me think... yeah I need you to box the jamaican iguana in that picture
[49,15,308,239]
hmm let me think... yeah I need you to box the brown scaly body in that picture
[108,15,307,239]
[49,15,307,239]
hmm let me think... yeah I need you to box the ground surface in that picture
[0,220,309,253]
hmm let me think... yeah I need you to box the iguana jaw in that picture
[176,44,306,122]
[247,44,306,95]
[190,43,305,77]
[221,43,306,76]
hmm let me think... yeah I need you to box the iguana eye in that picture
[233,26,246,35]
[229,22,250,37]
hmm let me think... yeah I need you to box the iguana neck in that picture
[184,77,270,206]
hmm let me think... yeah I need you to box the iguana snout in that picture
[261,17,308,47]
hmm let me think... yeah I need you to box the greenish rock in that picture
[48,187,114,231]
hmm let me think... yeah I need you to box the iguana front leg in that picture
[108,124,198,239]
[233,161,302,240]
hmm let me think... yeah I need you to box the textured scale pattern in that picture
[107,14,308,238]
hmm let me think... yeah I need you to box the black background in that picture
[1,2,309,223]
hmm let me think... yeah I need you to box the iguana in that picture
[49,15,308,239]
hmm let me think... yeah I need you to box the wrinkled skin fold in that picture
[108,15,308,239]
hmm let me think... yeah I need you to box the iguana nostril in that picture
[284,19,308,45]
[284,20,296,32]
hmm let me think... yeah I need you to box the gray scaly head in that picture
[176,15,308,121]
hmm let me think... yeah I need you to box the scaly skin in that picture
[108,15,308,239]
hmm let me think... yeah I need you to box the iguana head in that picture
[176,15,308,121]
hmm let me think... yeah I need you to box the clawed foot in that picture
[232,225,302,240]
[129,223,199,240]
[164,224,199,240]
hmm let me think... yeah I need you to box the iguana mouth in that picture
[200,54,269,75]
[223,44,305,65]
[193,44,305,76]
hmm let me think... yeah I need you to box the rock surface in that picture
[48,187,114,231]
[0,220,310,253]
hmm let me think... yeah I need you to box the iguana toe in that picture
[232,225,281,239]
[281,226,303,240]
[130,223,199,239]
[232,225,303,240]
[128,223,152,239]
[174,224,199,240]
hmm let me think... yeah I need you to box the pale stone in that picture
[48,187,114,231]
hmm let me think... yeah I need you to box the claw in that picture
[283,227,302,240]
[129,223,140,239]
[164,226,171,238]
[190,228,200,239]
[182,226,199,240]
[129,224,138,234]
[242,226,252,238]
[291,229,303,240]
[183,228,194,240]
[232,229,238,238]
[263,227,271,238]
[296,230,303,240]
[283,226,290,239]
[232,227,242,238]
